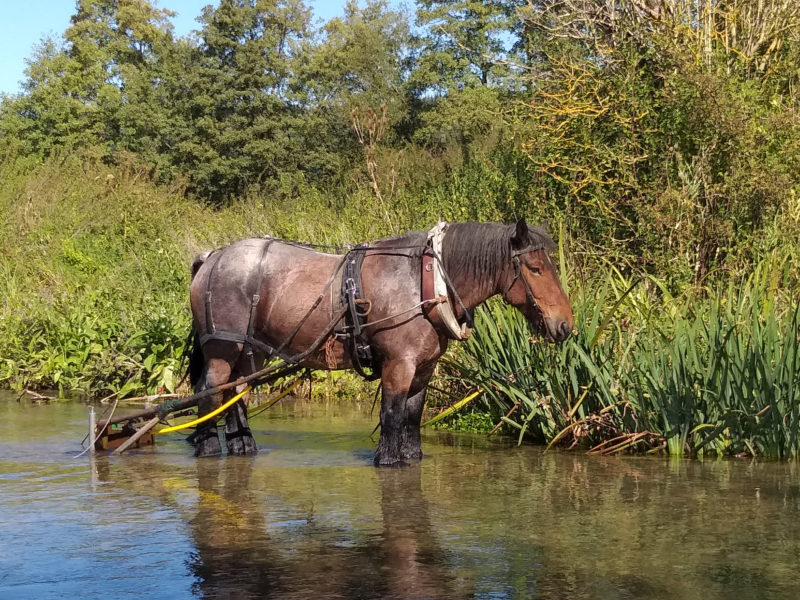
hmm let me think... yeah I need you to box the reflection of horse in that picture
[189,220,574,464]
[188,459,468,599]
[375,466,467,599]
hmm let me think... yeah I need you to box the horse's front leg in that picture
[400,364,435,462]
[375,360,433,466]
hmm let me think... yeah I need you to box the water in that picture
[2,391,800,599]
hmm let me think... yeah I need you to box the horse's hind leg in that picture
[224,350,266,456]
[194,355,232,457]
[224,388,257,456]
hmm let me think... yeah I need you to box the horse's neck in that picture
[448,269,503,315]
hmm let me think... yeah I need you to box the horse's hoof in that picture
[401,450,424,461]
[373,451,409,467]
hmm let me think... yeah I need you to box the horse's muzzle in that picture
[545,318,574,343]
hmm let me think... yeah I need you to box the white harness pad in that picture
[427,222,472,340]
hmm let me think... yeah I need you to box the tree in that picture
[170,0,313,202]
[0,38,100,154]
[0,0,176,158]
[516,0,800,281]
[295,0,411,178]
[407,1,525,161]
[410,0,523,94]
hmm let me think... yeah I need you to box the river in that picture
[1,391,799,599]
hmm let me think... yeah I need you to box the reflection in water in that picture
[189,459,279,598]
[3,394,800,600]
[376,467,465,600]
[187,459,467,599]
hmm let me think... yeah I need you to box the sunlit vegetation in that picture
[1,0,799,455]
[443,252,800,458]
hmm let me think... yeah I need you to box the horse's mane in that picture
[442,222,554,284]
[377,221,554,283]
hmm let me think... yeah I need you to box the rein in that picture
[503,253,542,318]
[272,237,423,255]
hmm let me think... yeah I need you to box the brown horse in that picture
[188,219,574,465]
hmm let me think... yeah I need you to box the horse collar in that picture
[422,222,473,340]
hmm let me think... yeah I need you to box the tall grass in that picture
[442,255,800,458]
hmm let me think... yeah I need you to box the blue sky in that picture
[0,0,380,96]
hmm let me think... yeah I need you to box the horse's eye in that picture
[530,266,542,275]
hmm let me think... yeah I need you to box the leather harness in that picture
[421,223,474,340]
[197,238,381,381]
[198,239,280,369]
[338,244,379,380]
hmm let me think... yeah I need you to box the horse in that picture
[188,219,574,465]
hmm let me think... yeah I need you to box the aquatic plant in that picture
[442,254,800,458]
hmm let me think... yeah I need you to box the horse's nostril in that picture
[558,321,572,340]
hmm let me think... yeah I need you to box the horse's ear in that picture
[539,219,550,233]
[511,218,529,249]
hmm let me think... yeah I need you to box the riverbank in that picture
[2,155,799,457]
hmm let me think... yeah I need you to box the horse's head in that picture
[502,219,574,343]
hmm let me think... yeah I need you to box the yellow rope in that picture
[248,377,303,414]
[156,386,251,434]
[155,376,304,435]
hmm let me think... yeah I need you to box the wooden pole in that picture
[89,406,96,455]
[105,363,304,426]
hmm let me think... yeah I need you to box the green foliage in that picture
[0,154,210,397]
[434,410,497,434]
[1,0,800,458]
[517,1,800,282]
[411,0,522,92]
[442,254,800,458]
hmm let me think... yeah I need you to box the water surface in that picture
[1,391,799,599]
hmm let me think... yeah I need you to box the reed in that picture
[442,254,800,458]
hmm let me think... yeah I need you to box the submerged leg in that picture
[400,364,435,462]
[375,360,413,466]
[375,360,434,466]
[224,390,258,456]
[193,356,232,458]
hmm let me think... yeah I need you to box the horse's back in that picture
[190,238,345,349]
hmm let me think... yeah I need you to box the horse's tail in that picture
[183,251,213,389]
[191,251,212,279]
[188,328,205,388]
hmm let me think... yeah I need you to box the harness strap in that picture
[198,330,281,359]
[503,255,542,317]
[342,244,380,381]
[244,239,275,379]
[203,250,224,335]
[202,239,277,388]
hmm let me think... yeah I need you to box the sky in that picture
[0,0,364,96]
